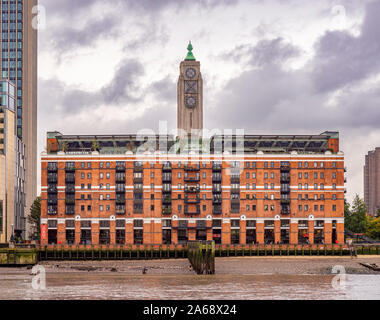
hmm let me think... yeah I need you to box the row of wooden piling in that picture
[187,241,215,275]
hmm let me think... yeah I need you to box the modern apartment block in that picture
[0,79,26,242]
[364,148,380,216]
[40,44,345,246]
[0,0,38,239]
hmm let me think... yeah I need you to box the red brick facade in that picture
[41,153,345,246]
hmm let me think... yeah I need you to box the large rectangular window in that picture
[134,220,143,244]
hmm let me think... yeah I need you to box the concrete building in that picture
[40,44,345,246]
[364,148,380,216]
[0,0,38,239]
[0,79,26,243]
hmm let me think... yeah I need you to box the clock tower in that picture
[177,42,203,137]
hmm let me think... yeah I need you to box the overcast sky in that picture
[37,0,380,203]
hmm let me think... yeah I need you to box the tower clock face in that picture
[186,68,196,79]
[185,96,197,108]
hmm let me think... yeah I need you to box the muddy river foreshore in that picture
[2,256,379,275]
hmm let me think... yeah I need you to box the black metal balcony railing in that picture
[116,196,126,204]
[65,207,75,215]
[281,164,291,171]
[66,185,75,194]
[47,165,58,172]
[65,165,75,172]
[162,196,172,204]
[116,186,126,193]
[116,165,126,172]
[48,198,58,205]
[47,175,58,184]
[134,198,144,204]
[162,175,172,182]
[280,175,290,183]
[231,208,240,213]
[65,198,75,205]
[213,206,222,215]
[48,186,58,194]
[185,186,200,193]
[116,174,126,182]
[213,197,222,204]
[162,207,172,215]
[281,188,290,194]
[134,164,143,172]
[116,206,126,215]
[213,188,222,193]
[134,208,143,214]
[162,186,172,193]
[48,207,58,215]
[230,176,240,183]
[162,163,172,171]
[184,165,200,171]
[231,187,240,193]
[281,199,291,205]
[184,176,200,183]
[281,209,291,215]
[212,175,222,182]
[65,175,75,183]
[212,164,222,171]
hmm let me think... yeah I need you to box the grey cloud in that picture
[312,1,380,92]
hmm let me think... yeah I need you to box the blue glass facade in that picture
[1,0,23,138]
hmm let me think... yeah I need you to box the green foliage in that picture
[28,197,41,240]
[345,195,368,234]
[366,217,380,240]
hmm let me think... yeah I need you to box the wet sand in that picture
[1,256,377,275]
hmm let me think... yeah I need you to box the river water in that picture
[1,272,380,300]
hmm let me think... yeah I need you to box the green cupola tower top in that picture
[185,41,196,61]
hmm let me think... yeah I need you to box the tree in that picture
[28,197,41,240]
[366,217,380,240]
[345,195,368,234]
[376,208,380,218]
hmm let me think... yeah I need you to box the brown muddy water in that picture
[1,258,380,300]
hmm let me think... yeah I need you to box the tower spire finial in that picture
[185,41,196,61]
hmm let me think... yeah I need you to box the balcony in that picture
[213,197,222,204]
[185,196,201,204]
[48,207,58,216]
[162,196,172,204]
[280,175,290,183]
[65,165,75,172]
[116,164,126,172]
[213,206,222,215]
[65,206,75,216]
[281,199,291,205]
[162,175,172,182]
[212,175,222,182]
[280,164,291,172]
[162,206,172,215]
[230,176,240,184]
[184,176,200,183]
[47,175,58,184]
[116,197,126,205]
[65,198,75,205]
[116,174,126,182]
[133,177,143,183]
[47,164,58,172]
[184,165,200,171]
[231,187,240,193]
[48,185,58,194]
[48,198,58,205]
[66,185,75,194]
[116,206,126,215]
[281,188,290,194]
[65,175,75,184]
[162,163,172,171]
[231,208,240,214]
[116,186,126,193]
[212,163,222,171]
[134,198,144,205]
[213,187,222,194]
[281,209,291,215]
[162,187,172,194]
[134,164,143,172]
[185,186,200,193]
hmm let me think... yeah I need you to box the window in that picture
[252,205,256,211]
[252,172,256,179]
[314,173,318,179]
[298,173,302,179]
[332,172,337,179]
[246,205,250,211]
[298,162,302,168]
[332,194,337,200]
[320,184,324,190]
[106,173,110,179]
[304,173,308,179]
[332,162,336,168]
[320,172,325,179]
[333,205,337,211]
[100,173,104,179]
[264,173,268,179]
[332,184,336,190]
